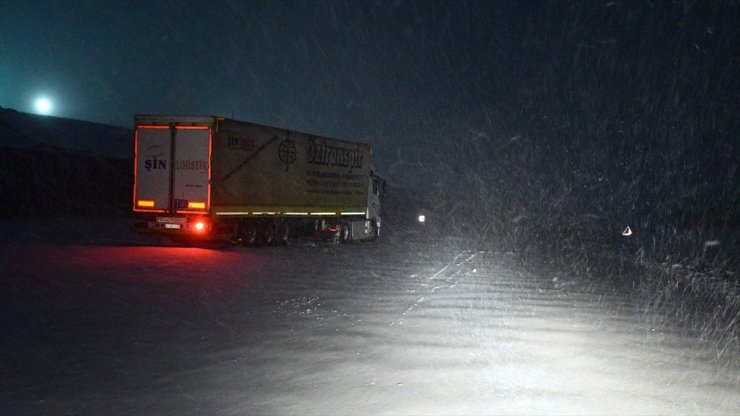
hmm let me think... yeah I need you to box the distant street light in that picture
[34,97,53,115]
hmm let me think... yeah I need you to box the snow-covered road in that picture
[2,231,738,415]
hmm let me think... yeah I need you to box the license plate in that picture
[157,216,186,224]
[164,224,181,229]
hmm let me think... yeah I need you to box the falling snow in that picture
[1,1,738,414]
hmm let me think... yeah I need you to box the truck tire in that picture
[262,222,276,246]
[238,221,258,246]
[276,221,290,245]
[340,225,350,243]
[369,221,379,241]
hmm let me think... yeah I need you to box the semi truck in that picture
[132,115,384,245]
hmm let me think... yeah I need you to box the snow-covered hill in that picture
[0,107,131,159]
[0,107,133,218]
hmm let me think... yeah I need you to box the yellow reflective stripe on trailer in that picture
[212,205,366,216]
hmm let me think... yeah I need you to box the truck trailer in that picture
[132,115,383,245]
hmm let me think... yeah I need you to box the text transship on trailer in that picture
[132,115,385,245]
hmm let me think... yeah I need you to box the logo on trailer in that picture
[306,137,364,173]
[278,135,296,172]
[228,135,256,151]
[175,159,209,171]
[144,144,167,172]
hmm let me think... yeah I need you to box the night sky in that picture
[2,0,737,180]
[2,1,733,125]
[4,0,495,134]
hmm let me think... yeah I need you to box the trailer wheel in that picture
[262,222,276,246]
[276,221,290,245]
[238,221,259,246]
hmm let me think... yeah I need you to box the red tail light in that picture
[328,225,337,233]
[194,221,206,232]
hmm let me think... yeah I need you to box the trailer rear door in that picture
[172,126,211,213]
[134,125,211,213]
[133,126,171,212]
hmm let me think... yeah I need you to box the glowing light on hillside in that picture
[34,97,53,115]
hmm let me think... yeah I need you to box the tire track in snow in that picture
[391,250,481,325]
